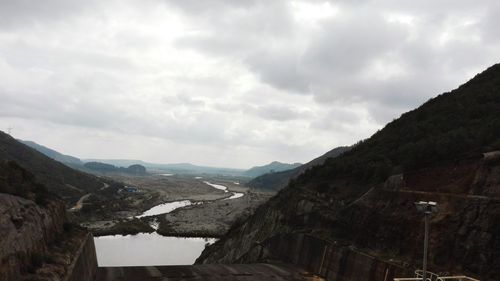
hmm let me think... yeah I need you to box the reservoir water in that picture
[94,233,216,266]
[95,181,241,266]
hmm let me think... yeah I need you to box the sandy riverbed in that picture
[157,192,272,237]
[79,174,273,237]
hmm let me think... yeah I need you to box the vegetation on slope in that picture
[248,146,350,191]
[0,131,104,204]
[199,64,500,280]
[19,140,83,166]
[243,161,302,178]
[297,64,500,188]
[84,162,147,175]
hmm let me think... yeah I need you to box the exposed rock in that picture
[156,192,272,238]
[0,161,96,281]
[197,159,500,281]
[197,63,500,281]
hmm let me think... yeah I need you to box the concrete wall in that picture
[261,234,413,281]
[64,233,98,281]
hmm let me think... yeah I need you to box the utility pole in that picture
[7,127,13,135]
[414,201,438,281]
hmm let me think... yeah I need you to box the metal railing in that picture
[415,270,439,281]
[436,277,479,281]
[393,270,480,281]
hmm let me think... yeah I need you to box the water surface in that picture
[203,181,228,192]
[136,200,192,218]
[97,183,244,267]
[224,192,244,200]
[94,233,216,266]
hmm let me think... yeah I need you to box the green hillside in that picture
[247,146,350,191]
[197,64,500,280]
[20,140,83,166]
[297,65,500,188]
[0,131,104,205]
[243,161,302,178]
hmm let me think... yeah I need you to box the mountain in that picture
[20,140,83,166]
[243,161,302,178]
[247,146,350,191]
[0,131,104,205]
[196,64,500,280]
[242,161,302,178]
[83,162,147,175]
[84,159,245,176]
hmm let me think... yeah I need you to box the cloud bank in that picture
[1,0,499,168]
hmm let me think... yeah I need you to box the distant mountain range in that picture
[19,141,303,178]
[247,146,350,191]
[1,132,104,204]
[83,162,147,175]
[242,161,302,178]
[20,140,83,166]
[83,159,246,176]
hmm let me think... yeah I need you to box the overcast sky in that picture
[0,0,499,168]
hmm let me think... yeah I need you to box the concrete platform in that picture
[95,263,325,281]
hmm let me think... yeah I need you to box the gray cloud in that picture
[0,0,97,29]
[173,0,500,122]
[245,104,311,122]
[1,0,500,168]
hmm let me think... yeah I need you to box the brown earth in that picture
[76,174,273,237]
[157,191,273,237]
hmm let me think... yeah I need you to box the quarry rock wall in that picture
[0,193,65,281]
[0,161,98,281]
[197,159,500,280]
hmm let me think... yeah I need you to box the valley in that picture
[64,172,273,266]
[2,62,500,280]
[75,173,273,238]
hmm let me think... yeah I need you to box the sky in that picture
[0,0,499,169]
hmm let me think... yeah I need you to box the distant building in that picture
[123,186,138,192]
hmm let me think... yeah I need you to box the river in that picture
[94,181,242,266]
[136,200,193,218]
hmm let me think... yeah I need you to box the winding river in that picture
[136,200,193,218]
[94,181,243,266]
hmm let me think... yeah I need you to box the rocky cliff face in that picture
[197,64,500,281]
[0,161,95,281]
[197,157,500,280]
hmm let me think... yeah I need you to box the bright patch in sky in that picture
[290,1,338,23]
[1,0,499,168]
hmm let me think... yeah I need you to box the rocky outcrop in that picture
[197,64,500,281]
[0,193,65,280]
[197,158,500,281]
[0,161,97,281]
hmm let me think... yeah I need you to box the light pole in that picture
[414,201,438,281]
